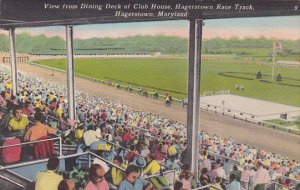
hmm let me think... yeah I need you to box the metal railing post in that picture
[59,136,63,157]
[88,154,91,168]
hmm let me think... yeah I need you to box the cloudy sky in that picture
[1,16,299,40]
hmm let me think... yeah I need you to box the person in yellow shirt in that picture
[8,106,29,132]
[75,123,84,140]
[108,156,127,186]
[144,154,161,176]
[56,107,63,118]
[35,100,43,110]
[5,82,12,90]
[35,156,63,190]
[210,177,223,190]
[167,142,177,157]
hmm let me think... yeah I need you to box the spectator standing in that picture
[227,174,240,190]
[240,166,251,190]
[215,163,227,181]
[253,162,270,190]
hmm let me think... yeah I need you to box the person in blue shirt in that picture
[227,174,240,190]
[118,165,153,190]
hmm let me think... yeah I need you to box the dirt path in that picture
[11,63,300,160]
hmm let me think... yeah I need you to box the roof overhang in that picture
[0,0,299,28]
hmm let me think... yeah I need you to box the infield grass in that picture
[37,58,300,107]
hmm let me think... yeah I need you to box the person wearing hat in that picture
[131,156,147,168]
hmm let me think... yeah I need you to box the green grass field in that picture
[37,58,300,107]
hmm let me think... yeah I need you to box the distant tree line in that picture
[0,33,298,57]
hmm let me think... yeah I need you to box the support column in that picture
[65,25,76,120]
[9,28,18,95]
[186,19,203,179]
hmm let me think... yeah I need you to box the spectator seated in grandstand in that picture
[1,65,300,189]
[84,164,110,190]
[165,155,180,171]
[143,154,161,176]
[200,168,211,186]
[105,156,127,187]
[210,177,222,190]
[179,166,196,190]
[24,112,57,142]
[8,105,29,133]
[119,165,153,190]
[58,179,76,190]
[83,125,101,147]
[227,174,240,190]
[35,156,63,190]
[174,181,183,190]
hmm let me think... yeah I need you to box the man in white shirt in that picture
[83,126,100,147]
[215,163,227,180]
[253,162,270,190]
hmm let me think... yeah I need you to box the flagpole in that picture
[272,41,275,81]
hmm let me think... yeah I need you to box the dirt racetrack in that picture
[11,62,300,160]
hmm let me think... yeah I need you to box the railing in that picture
[274,182,297,190]
[204,149,240,166]
[258,120,300,135]
[275,176,300,188]
[199,102,300,135]
[88,151,125,172]
[192,184,222,190]
[142,169,177,185]
[0,151,169,190]
[42,112,74,130]
[0,136,62,164]
[0,174,25,189]
[93,135,175,171]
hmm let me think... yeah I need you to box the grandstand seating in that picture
[0,65,299,190]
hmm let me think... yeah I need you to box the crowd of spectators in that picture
[0,65,299,190]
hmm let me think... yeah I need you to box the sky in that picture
[1,16,299,40]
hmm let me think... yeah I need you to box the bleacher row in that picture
[0,65,299,190]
